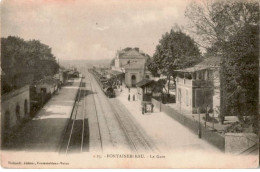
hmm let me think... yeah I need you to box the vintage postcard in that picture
[0,0,259,169]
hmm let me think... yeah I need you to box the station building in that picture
[175,57,220,114]
[112,47,152,87]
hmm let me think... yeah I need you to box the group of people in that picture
[127,86,136,101]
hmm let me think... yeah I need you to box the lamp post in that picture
[160,92,162,112]
[197,107,201,139]
[213,108,215,130]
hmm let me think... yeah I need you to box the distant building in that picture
[67,70,79,79]
[196,57,220,112]
[35,77,58,95]
[112,47,152,87]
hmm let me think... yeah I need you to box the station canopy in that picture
[136,79,155,88]
[175,56,220,73]
[107,70,124,78]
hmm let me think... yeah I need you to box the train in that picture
[88,68,116,98]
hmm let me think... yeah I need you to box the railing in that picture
[192,80,213,87]
[177,77,213,88]
[176,77,192,86]
[239,143,258,155]
[184,79,192,85]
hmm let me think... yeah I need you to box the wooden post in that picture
[179,89,182,114]
[213,108,215,130]
[197,107,201,139]
[204,113,207,128]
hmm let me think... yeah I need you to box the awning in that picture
[175,57,220,73]
[136,79,155,88]
[107,70,124,77]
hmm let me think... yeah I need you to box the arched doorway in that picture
[4,111,10,130]
[16,104,21,123]
[24,99,28,117]
[131,75,136,87]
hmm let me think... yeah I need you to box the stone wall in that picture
[176,84,193,113]
[225,133,258,154]
[1,85,30,133]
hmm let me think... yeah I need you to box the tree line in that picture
[1,36,59,94]
[147,0,259,133]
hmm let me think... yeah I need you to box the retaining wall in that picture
[152,98,225,151]
[225,133,258,154]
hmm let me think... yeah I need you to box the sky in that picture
[1,0,193,61]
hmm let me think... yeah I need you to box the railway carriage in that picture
[89,68,116,98]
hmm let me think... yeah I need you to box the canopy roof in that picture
[68,71,79,75]
[136,79,155,88]
[175,57,220,73]
[107,70,124,75]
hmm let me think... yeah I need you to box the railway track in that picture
[59,78,88,154]
[109,99,158,153]
[60,69,157,154]
[86,71,104,153]
[88,71,158,153]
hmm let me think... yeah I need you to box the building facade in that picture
[176,67,214,114]
[112,47,152,87]
[35,77,58,95]
[175,57,220,114]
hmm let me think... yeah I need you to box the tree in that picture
[185,0,259,131]
[148,28,202,93]
[146,56,159,77]
[185,0,259,50]
[222,24,258,132]
[110,58,115,67]
[1,36,59,94]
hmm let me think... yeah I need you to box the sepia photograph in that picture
[0,0,259,169]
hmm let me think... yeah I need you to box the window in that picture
[24,99,28,116]
[41,88,47,93]
[198,71,202,80]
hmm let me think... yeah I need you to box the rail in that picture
[59,77,83,153]
[87,72,104,153]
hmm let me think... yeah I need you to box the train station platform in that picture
[4,78,81,152]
